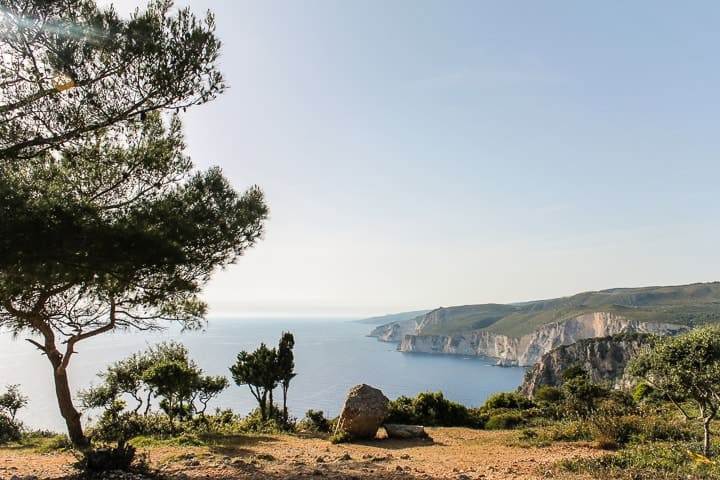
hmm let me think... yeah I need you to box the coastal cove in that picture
[0,318,525,432]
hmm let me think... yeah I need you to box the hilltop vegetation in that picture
[372,282,720,338]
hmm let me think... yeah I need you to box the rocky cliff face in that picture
[395,312,688,366]
[368,317,421,342]
[518,333,656,397]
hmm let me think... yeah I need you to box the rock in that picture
[519,333,657,397]
[335,384,389,439]
[384,424,428,439]
[395,311,688,366]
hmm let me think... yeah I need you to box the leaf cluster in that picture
[0,0,225,160]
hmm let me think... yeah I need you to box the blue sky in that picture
[112,1,720,316]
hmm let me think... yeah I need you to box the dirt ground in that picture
[0,428,604,480]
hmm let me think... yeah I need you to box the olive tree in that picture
[629,326,720,456]
[0,0,224,161]
[0,114,267,446]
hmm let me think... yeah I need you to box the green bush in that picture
[87,405,174,445]
[238,407,294,434]
[329,429,352,444]
[77,445,138,473]
[483,392,533,410]
[484,412,525,430]
[385,391,478,427]
[542,420,594,442]
[298,410,331,433]
[561,442,720,480]
[0,413,21,444]
[534,386,563,403]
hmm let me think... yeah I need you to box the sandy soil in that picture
[0,428,603,480]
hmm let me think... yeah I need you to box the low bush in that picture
[561,442,720,480]
[0,413,21,444]
[76,445,138,473]
[483,392,533,410]
[540,419,594,442]
[298,410,331,433]
[237,407,295,434]
[484,412,525,430]
[329,429,352,444]
[385,391,480,427]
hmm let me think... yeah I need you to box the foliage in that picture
[484,412,525,430]
[385,391,479,427]
[0,413,22,444]
[298,410,332,433]
[0,384,28,422]
[561,442,720,480]
[482,392,533,410]
[0,0,267,447]
[0,384,27,444]
[277,332,296,421]
[560,368,610,419]
[237,406,294,434]
[230,333,296,422]
[0,0,224,161]
[76,445,139,473]
[82,342,229,442]
[629,325,720,456]
[329,429,352,444]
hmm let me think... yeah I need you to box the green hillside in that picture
[417,282,720,337]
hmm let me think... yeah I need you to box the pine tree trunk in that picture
[47,351,87,447]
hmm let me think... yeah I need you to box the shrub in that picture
[87,404,173,445]
[484,412,524,430]
[298,410,331,433]
[385,391,477,427]
[0,413,21,444]
[238,407,294,434]
[329,429,352,444]
[591,414,642,449]
[534,385,563,403]
[542,420,594,442]
[483,392,533,410]
[77,445,137,472]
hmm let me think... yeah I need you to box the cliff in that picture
[518,333,656,397]
[368,316,422,342]
[397,312,688,366]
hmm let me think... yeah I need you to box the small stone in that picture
[338,453,352,461]
[400,454,411,460]
[316,456,326,463]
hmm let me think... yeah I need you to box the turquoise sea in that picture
[0,318,526,431]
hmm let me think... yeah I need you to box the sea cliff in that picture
[518,333,656,397]
[374,312,687,366]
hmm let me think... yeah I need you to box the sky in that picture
[109,1,720,317]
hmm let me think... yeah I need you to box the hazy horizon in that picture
[107,1,720,318]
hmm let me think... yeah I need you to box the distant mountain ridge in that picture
[355,309,431,325]
[367,282,720,366]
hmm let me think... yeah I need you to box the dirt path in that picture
[0,428,602,480]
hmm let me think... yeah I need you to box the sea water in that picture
[0,318,526,431]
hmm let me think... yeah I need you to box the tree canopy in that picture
[0,0,224,161]
[629,326,720,456]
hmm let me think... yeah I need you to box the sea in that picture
[0,318,526,432]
